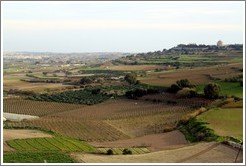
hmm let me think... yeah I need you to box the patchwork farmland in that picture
[3,43,243,163]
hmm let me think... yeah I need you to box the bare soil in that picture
[91,130,188,151]
[140,63,243,86]
[70,142,243,163]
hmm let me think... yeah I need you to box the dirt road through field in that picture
[71,142,243,163]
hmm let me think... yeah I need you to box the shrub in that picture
[204,83,220,99]
[80,77,93,85]
[106,149,113,155]
[125,88,147,99]
[167,79,195,93]
[168,84,181,93]
[125,73,137,84]
[178,118,219,142]
[122,149,132,155]
[91,88,101,95]
[42,72,48,75]
[176,88,197,98]
[176,79,194,88]
[135,80,141,85]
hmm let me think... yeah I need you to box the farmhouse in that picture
[110,76,125,80]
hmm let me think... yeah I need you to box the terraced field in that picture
[140,63,243,87]
[105,64,168,71]
[4,98,199,142]
[4,99,83,116]
[3,74,72,92]
[5,118,130,142]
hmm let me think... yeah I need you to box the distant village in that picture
[136,41,243,57]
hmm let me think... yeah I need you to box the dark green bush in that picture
[176,88,197,98]
[125,73,137,84]
[122,149,132,155]
[204,83,220,99]
[80,77,93,85]
[178,118,219,142]
[106,149,114,155]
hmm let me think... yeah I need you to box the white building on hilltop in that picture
[217,40,224,47]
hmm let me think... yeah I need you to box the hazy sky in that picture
[2,1,245,53]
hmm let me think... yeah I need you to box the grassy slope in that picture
[197,108,243,140]
[217,82,243,98]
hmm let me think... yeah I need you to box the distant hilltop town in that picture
[112,41,243,66]
[135,40,243,56]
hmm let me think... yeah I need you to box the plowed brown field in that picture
[140,63,242,86]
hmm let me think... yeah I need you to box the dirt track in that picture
[71,142,243,163]
[91,130,188,151]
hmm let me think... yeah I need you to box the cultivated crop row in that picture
[4,98,200,142]
[4,118,130,142]
[49,99,192,121]
[3,99,82,116]
[7,136,95,152]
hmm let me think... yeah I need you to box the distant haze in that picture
[2,1,244,53]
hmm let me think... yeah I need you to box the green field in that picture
[7,136,96,152]
[197,108,243,140]
[3,151,76,163]
[196,81,243,98]
[217,82,243,98]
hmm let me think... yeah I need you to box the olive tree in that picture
[124,73,137,84]
[204,83,220,99]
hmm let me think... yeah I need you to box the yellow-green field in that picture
[198,108,243,140]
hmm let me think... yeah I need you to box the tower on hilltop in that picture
[217,40,223,47]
